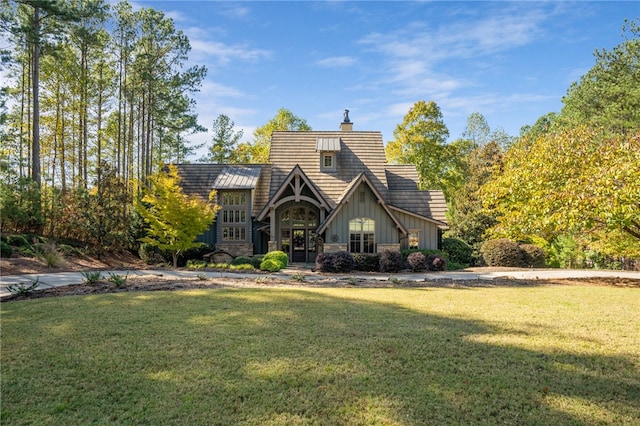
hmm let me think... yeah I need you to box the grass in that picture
[2,286,639,425]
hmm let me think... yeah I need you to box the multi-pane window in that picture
[221,191,247,241]
[349,218,375,253]
[321,153,336,171]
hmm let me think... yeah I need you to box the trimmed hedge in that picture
[262,251,288,269]
[426,254,446,271]
[353,253,380,272]
[407,252,426,272]
[442,237,473,265]
[379,250,403,273]
[231,256,253,266]
[315,251,355,273]
[260,258,282,272]
[521,244,546,268]
[480,239,524,267]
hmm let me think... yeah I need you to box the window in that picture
[408,230,420,249]
[320,152,336,171]
[221,191,248,241]
[349,218,375,253]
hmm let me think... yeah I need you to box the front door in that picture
[292,229,306,262]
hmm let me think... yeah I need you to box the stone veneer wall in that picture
[215,242,253,257]
[376,243,401,253]
[323,243,348,253]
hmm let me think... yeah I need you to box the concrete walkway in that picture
[1,267,639,299]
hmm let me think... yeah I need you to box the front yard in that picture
[2,285,639,425]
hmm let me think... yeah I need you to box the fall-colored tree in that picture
[137,164,220,267]
[482,126,640,254]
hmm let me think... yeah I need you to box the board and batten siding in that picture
[324,182,399,246]
[393,210,440,250]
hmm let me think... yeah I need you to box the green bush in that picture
[231,256,253,266]
[263,250,288,269]
[230,264,254,271]
[178,244,214,267]
[1,241,13,258]
[520,244,546,268]
[379,250,403,273]
[442,237,473,265]
[187,259,207,269]
[138,243,156,264]
[480,238,525,267]
[260,258,282,272]
[250,256,263,269]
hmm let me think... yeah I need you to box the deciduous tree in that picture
[137,164,220,267]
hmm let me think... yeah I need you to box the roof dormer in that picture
[316,136,340,172]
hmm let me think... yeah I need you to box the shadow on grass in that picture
[2,288,639,425]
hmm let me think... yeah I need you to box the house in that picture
[176,111,447,263]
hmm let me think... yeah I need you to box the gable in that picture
[268,131,389,207]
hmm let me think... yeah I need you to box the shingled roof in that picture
[268,131,389,209]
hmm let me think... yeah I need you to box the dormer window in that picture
[316,137,340,172]
[322,153,336,171]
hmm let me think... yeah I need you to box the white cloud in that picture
[189,39,273,65]
[315,56,357,68]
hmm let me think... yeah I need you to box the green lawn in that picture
[2,286,639,425]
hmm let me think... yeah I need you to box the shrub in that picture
[379,250,403,273]
[186,259,207,269]
[520,244,546,268]
[315,252,334,273]
[480,238,525,267]
[249,256,263,269]
[1,241,13,258]
[407,252,426,272]
[442,237,473,265]
[138,243,156,264]
[260,258,282,272]
[353,253,380,272]
[230,264,254,271]
[231,256,253,266]
[263,250,288,269]
[178,244,214,267]
[34,242,64,268]
[332,251,355,273]
[108,273,128,287]
[6,278,40,296]
[426,254,446,271]
[82,271,102,285]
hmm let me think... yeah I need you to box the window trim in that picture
[320,152,336,172]
[349,217,375,254]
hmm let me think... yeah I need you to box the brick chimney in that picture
[340,109,353,131]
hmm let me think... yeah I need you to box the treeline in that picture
[1,0,205,250]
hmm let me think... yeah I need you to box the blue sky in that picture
[131,1,637,159]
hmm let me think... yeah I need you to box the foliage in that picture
[480,239,525,267]
[108,273,128,287]
[520,244,546,268]
[259,258,282,273]
[186,259,207,269]
[6,278,40,297]
[33,242,64,268]
[442,236,474,265]
[249,256,264,269]
[177,244,214,267]
[200,114,244,163]
[386,100,461,196]
[231,108,311,163]
[482,126,640,253]
[560,19,640,134]
[407,251,426,272]
[262,250,289,269]
[315,251,355,273]
[138,242,157,265]
[137,165,220,268]
[0,177,44,234]
[379,250,403,273]
[231,256,253,266]
[352,253,380,272]
[291,272,306,282]
[425,255,447,271]
[82,271,102,285]
[1,241,13,258]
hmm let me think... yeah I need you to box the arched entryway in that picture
[278,203,319,263]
